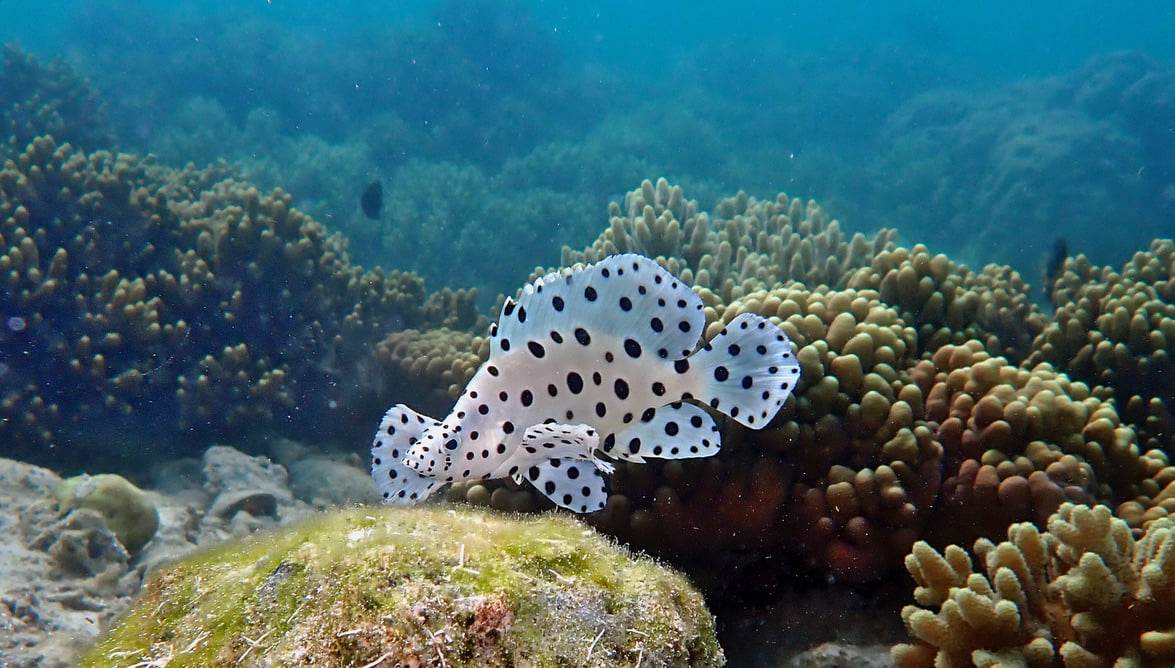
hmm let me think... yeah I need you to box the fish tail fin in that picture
[372,404,443,504]
[687,313,800,429]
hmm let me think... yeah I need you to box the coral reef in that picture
[846,245,1046,362]
[0,44,113,161]
[895,503,1175,668]
[81,506,724,668]
[1030,239,1175,454]
[867,52,1173,278]
[394,180,1168,587]
[0,136,478,466]
[373,327,489,411]
[556,178,898,304]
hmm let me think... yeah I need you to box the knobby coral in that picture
[397,180,1168,586]
[895,503,1175,668]
[0,136,478,465]
[1030,240,1175,454]
[557,178,898,304]
[1,44,113,160]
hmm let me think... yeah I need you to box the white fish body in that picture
[372,253,800,512]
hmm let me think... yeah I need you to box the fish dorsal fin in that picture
[512,458,609,513]
[488,254,705,362]
[602,401,720,463]
[372,404,444,504]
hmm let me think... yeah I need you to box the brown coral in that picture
[1030,239,1175,454]
[916,341,1163,547]
[1,44,113,159]
[0,136,477,464]
[372,178,1164,587]
[555,177,897,304]
[895,503,1175,668]
[373,327,489,412]
[847,244,1047,362]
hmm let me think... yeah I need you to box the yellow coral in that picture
[896,503,1175,668]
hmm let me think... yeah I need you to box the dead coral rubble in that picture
[0,136,478,463]
[895,503,1175,668]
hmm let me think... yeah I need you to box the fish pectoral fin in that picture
[519,422,600,460]
[513,458,609,514]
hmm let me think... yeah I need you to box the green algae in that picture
[81,505,724,667]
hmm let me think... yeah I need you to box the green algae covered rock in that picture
[81,506,724,667]
[55,474,159,555]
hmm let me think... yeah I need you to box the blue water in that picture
[4,0,1173,294]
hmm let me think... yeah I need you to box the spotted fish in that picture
[371,253,801,512]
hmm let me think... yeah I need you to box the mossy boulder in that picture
[55,473,159,554]
[81,506,724,667]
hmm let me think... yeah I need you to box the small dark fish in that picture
[361,180,383,219]
[1043,237,1068,305]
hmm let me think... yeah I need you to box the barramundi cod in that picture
[372,253,800,512]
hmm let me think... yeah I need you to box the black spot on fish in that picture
[614,378,629,400]
[567,372,584,394]
[575,328,591,345]
[624,338,642,358]
[360,180,383,219]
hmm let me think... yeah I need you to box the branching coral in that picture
[895,503,1175,668]
[915,342,1165,550]
[0,136,477,465]
[1030,239,1175,453]
[373,328,488,411]
[390,178,1165,586]
[847,244,1046,362]
[1,44,113,161]
[557,178,897,304]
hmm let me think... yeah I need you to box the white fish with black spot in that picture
[371,253,801,513]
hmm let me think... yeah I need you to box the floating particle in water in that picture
[328,400,339,410]
[7,316,26,332]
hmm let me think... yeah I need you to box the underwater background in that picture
[2,1,1175,666]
